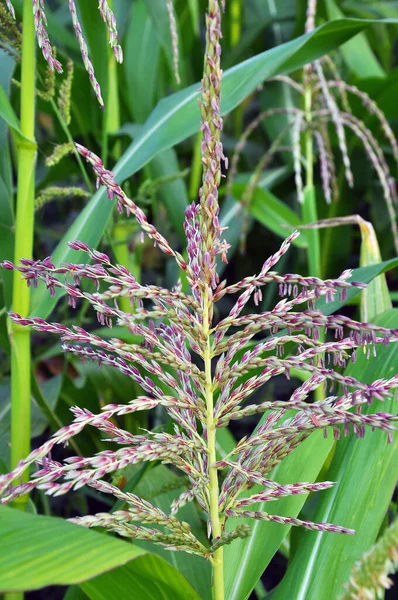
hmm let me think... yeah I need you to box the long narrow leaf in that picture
[325,0,386,77]
[0,505,200,598]
[0,52,15,307]
[224,256,398,600]
[133,465,211,600]
[272,310,398,600]
[0,83,34,146]
[358,219,392,320]
[188,0,200,36]
[81,555,201,600]
[0,506,146,591]
[224,429,334,600]
[125,1,161,123]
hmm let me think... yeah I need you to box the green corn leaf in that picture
[272,309,398,600]
[81,555,201,600]
[125,0,161,123]
[219,167,293,260]
[132,465,211,600]
[250,186,307,248]
[315,257,398,316]
[270,218,394,600]
[149,149,189,242]
[342,1,398,19]
[64,587,89,600]
[144,0,175,77]
[223,255,398,600]
[0,83,35,147]
[30,17,398,318]
[188,0,200,36]
[0,505,143,590]
[0,52,15,307]
[224,428,334,600]
[325,0,386,77]
[0,505,200,598]
[223,187,306,250]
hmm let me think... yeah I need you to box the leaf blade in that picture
[0,505,201,599]
[81,555,201,600]
[224,429,334,600]
[272,310,398,600]
[325,0,386,77]
[0,506,145,591]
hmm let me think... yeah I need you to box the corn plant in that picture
[1,3,398,599]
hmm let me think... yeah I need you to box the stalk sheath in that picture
[7,3,36,600]
[303,82,324,403]
[302,81,321,279]
[10,0,37,501]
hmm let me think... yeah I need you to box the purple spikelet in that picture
[5,0,123,107]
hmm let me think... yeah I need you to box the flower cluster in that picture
[227,0,398,253]
[341,518,398,599]
[0,0,21,61]
[1,0,398,571]
[4,0,123,107]
[165,0,180,85]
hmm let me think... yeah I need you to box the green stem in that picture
[7,6,36,598]
[103,42,121,167]
[321,196,339,275]
[302,80,321,279]
[9,0,36,513]
[230,0,241,47]
[203,296,224,600]
[230,0,242,136]
[303,70,324,403]
[112,223,141,314]
[102,22,134,315]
